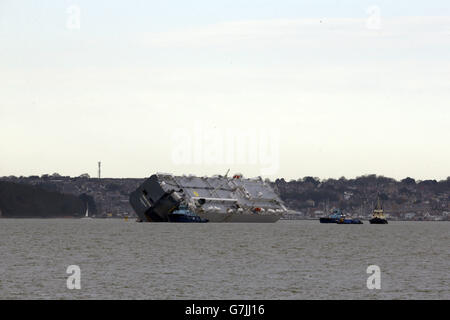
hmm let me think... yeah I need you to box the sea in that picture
[0,219,448,299]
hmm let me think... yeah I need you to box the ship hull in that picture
[168,214,208,223]
[319,217,337,223]
[369,218,388,224]
[198,212,282,223]
[336,219,363,224]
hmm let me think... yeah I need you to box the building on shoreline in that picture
[0,174,448,220]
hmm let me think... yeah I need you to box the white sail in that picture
[82,204,92,219]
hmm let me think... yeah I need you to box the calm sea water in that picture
[0,219,448,299]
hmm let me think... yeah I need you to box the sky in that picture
[0,1,449,180]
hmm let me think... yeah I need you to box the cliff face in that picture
[0,181,85,217]
[0,176,143,218]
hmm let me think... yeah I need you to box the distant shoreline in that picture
[1,217,448,223]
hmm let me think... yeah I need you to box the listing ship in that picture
[370,196,388,224]
[129,173,287,222]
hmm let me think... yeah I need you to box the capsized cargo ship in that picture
[129,173,287,222]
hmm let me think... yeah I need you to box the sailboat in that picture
[370,196,388,224]
[81,203,93,219]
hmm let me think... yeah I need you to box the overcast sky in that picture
[1,1,449,180]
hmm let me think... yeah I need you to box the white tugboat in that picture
[370,196,388,224]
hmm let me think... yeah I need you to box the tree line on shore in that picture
[0,181,95,217]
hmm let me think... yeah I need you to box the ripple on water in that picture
[0,219,448,299]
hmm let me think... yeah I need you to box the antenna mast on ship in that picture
[373,194,384,218]
[369,193,388,224]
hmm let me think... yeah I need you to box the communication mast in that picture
[98,161,101,180]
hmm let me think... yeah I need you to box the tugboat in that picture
[319,209,344,223]
[168,205,209,223]
[370,197,388,224]
[320,209,363,224]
